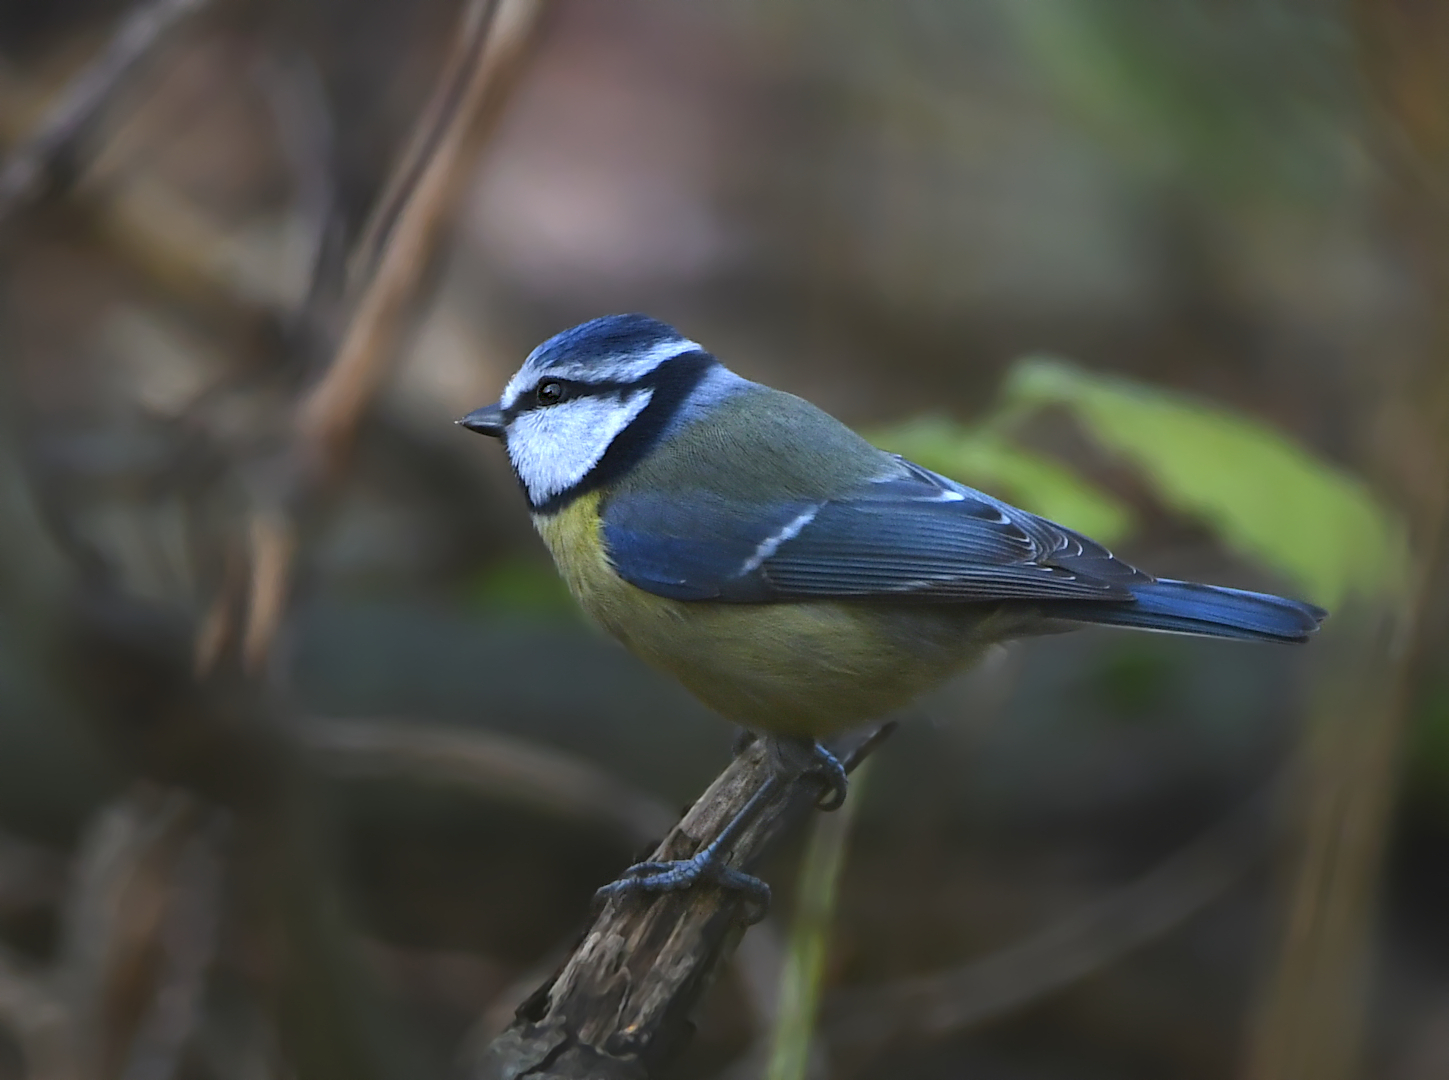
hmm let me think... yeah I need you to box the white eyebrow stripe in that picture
[736,507,820,575]
[595,337,704,379]
[500,337,702,410]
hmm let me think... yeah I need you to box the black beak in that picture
[458,402,505,438]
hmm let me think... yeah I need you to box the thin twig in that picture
[252,48,337,324]
[241,512,296,675]
[0,0,212,225]
[119,813,227,1080]
[302,716,677,847]
[295,0,521,480]
[0,946,76,1080]
[57,789,197,1080]
[242,0,550,672]
[344,0,501,291]
[469,724,895,1080]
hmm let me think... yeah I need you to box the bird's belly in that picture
[618,600,1000,737]
[535,498,1006,737]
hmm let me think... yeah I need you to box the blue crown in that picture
[528,313,687,373]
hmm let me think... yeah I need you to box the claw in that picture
[809,742,849,811]
[593,772,783,923]
[713,866,772,924]
[594,854,771,922]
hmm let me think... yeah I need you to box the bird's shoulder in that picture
[612,384,896,506]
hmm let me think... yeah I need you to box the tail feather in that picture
[1049,579,1327,643]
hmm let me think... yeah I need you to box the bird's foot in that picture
[595,855,771,923]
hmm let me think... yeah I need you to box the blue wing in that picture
[600,457,1149,604]
[599,452,1326,642]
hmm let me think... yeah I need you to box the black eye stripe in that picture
[501,347,715,423]
[504,377,649,421]
[507,380,577,419]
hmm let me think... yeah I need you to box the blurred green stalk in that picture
[766,759,871,1080]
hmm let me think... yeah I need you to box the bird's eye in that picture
[536,380,565,406]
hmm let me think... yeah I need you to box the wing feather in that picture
[600,456,1152,604]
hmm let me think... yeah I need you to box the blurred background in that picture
[0,1,1446,1078]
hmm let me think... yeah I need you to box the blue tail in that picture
[1051,579,1327,643]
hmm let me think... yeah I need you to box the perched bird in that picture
[460,313,1326,908]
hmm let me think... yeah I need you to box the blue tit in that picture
[460,313,1326,909]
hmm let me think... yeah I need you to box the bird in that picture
[459,313,1326,911]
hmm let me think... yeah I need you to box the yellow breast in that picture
[532,492,1001,737]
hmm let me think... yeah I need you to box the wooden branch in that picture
[0,0,212,226]
[468,725,894,1080]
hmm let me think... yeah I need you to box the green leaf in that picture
[870,417,1134,543]
[1002,356,1407,606]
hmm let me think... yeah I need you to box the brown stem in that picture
[241,0,551,671]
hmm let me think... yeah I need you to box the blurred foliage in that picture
[740,0,1354,205]
[879,356,1407,609]
[1005,357,1407,607]
[462,558,579,620]
[1408,677,1449,811]
[1086,639,1182,724]
[1004,0,1356,202]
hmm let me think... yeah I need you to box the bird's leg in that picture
[731,726,758,757]
[593,736,850,921]
[595,772,780,920]
[765,735,849,811]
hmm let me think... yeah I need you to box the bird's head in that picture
[460,314,739,511]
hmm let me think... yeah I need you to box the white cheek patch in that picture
[507,389,654,505]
